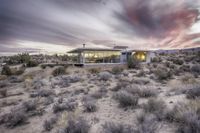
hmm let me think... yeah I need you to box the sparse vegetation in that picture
[102,122,134,133]
[52,67,66,76]
[172,58,184,65]
[26,60,39,67]
[59,117,90,133]
[0,88,7,97]
[43,116,57,131]
[191,65,200,74]
[127,58,140,69]
[151,56,162,63]
[22,100,37,112]
[164,101,200,133]
[83,100,97,112]
[0,107,28,128]
[111,66,124,75]
[0,50,200,133]
[136,113,159,133]
[125,85,157,98]
[88,68,100,74]
[53,100,77,113]
[1,65,12,76]
[99,71,112,81]
[186,84,200,99]
[143,98,166,114]
[154,66,172,80]
[113,90,139,108]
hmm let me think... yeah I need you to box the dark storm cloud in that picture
[115,0,199,38]
[0,0,87,45]
[0,0,200,53]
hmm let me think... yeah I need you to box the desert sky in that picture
[0,0,200,54]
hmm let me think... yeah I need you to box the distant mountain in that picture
[155,47,200,54]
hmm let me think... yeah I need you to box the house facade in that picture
[67,46,155,65]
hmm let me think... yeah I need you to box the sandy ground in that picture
[0,60,199,133]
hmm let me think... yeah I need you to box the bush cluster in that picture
[154,66,172,80]
[111,66,124,75]
[102,122,134,133]
[164,101,200,133]
[59,117,90,133]
[113,91,139,108]
[52,67,66,76]
[1,65,25,76]
[53,100,77,113]
[127,58,140,69]
[88,68,100,74]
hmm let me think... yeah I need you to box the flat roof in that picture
[67,48,122,53]
[121,50,151,53]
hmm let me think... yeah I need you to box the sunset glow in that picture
[0,0,200,54]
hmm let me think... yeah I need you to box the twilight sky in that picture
[0,0,200,54]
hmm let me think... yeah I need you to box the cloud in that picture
[0,0,199,54]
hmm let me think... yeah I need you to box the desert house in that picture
[67,45,155,66]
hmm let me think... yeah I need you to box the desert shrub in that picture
[22,100,37,112]
[0,88,7,97]
[0,75,7,80]
[154,66,172,80]
[32,79,45,90]
[143,98,166,114]
[132,78,150,85]
[186,84,200,99]
[139,88,157,98]
[169,64,176,69]
[26,60,39,67]
[1,65,12,76]
[125,85,157,98]
[83,100,97,113]
[137,70,145,77]
[99,71,112,81]
[43,96,54,105]
[0,81,8,88]
[82,96,97,112]
[173,59,184,65]
[102,122,134,133]
[7,53,31,65]
[9,76,24,83]
[111,66,124,75]
[191,65,200,74]
[164,101,200,133]
[30,89,54,98]
[67,75,81,83]
[52,67,66,76]
[88,68,100,74]
[181,75,197,84]
[151,57,162,63]
[90,89,107,99]
[53,100,77,113]
[40,64,56,69]
[39,89,54,97]
[176,112,200,133]
[60,117,90,133]
[2,108,28,128]
[165,61,171,68]
[111,81,130,92]
[136,113,159,133]
[57,97,63,104]
[113,91,139,108]
[180,65,190,72]
[15,67,25,75]
[43,116,57,131]
[127,58,140,69]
